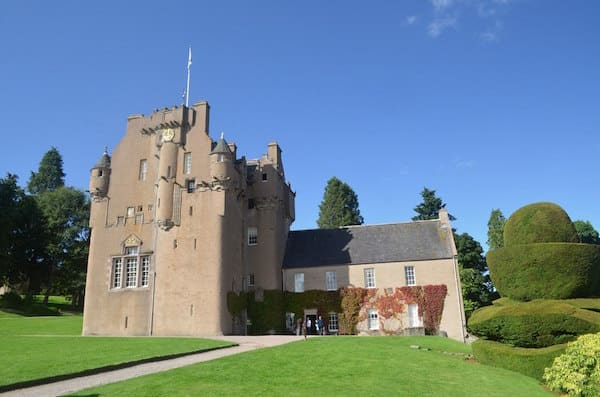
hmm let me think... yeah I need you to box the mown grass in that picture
[70,336,554,397]
[0,312,233,388]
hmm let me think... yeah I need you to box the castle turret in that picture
[156,127,179,230]
[209,133,235,182]
[89,147,111,200]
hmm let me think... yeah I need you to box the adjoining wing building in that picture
[83,102,466,342]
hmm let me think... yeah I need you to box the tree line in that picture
[0,148,89,308]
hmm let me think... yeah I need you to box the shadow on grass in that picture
[0,344,237,393]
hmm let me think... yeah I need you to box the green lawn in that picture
[70,336,554,397]
[0,312,233,388]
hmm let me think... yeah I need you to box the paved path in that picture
[1,335,300,397]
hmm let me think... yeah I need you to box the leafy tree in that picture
[574,220,600,245]
[27,147,65,195]
[0,174,47,290]
[36,186,89,305]
[317,177,363,228]
[487,209,506,250]
[454,232,496,319]
[455,232,487,273]
[412,187,455,221]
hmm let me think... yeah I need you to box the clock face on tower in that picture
[162,128,175,142]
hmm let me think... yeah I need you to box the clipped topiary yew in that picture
[503,202,578,247]
[468,300,600,348]
[488,243,600,300]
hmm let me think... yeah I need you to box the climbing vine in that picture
[400,285,448,334]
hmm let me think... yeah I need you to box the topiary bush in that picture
[544,332,600,396]
[468,300,600,347]
[503,202,578,247]
[488,243,600,301]
[473,339,566,380]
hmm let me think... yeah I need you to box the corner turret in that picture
[89,147,111,200]
[210,133,235,182]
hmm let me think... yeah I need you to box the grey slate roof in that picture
[93,148,111,169]
[283,220,454,269]
[211,138,232,154]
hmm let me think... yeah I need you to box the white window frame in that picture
[364,268,376,288]
[141,256,150,287]
[111,246,150,290]
[368,309,379,330]
[139,159,147,181]
[294,273,304,293]
[326,271,337,291]
[328,312,338,332]
[183,152,192,174]
[112,258,123,289]
[125,257,138,288]
[248,227,258,246]
[405,266,416,286]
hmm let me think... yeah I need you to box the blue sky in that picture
[1,1,598,251]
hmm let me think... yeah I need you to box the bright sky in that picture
[1,1,598,251]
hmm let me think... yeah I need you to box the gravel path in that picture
[1,335,300,397]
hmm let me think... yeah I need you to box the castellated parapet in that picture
[83,101,295,337]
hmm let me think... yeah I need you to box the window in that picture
[126,207,135,218]
[294,273,304,292]
[98,170,103,177]
[286,312,296,332]
[217,153,225,162]
[326,271,337,291]
[183,152,192,174]
[328,312,338,332]
[248,273,255,287]
[112,258,123,289]
[139,159,147,181]
[408,303,420,328]
[405,266,416,286]
[135,214,143,224]
[248,199,255,209]
[110,246,150,290]
[141,256,150,287]
[262,173,268,181]
[364,268,376,288]
[117,216,124,225]
[186,179,196,193]
[125,257,137,288]
[248,227,258,245]
[368,309,379,330]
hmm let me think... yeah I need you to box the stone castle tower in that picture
[83,102,295,336]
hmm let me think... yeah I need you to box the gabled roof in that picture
[283,220,454,269]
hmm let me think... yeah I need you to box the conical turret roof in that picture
[211,132,232,155]
[93,147,111,169]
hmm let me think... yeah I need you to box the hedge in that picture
[503,202,578,247]
[472,339,566,381]
[488,243,600,300]
[468,300,600,347]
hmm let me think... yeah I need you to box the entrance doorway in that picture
[304,308,317,335]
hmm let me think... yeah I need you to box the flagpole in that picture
[185,46,192,107]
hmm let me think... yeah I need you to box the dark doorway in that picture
[306,314,317,335]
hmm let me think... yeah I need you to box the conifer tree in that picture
[27,147,65,195]
[317,177,364,228]
[412,187,456,221]
[487,209,506,250]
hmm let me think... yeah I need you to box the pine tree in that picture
[317,177,364,228]
[412,187,455,221]
[27,147,65,195]
[487,209,506,250]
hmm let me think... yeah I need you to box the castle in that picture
[83,102,466,341]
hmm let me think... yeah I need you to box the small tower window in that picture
[248,227,258,246]
[186,179,196,193]
[98,170,104,177]
[183,152,192,174]
[139,159,147,181]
